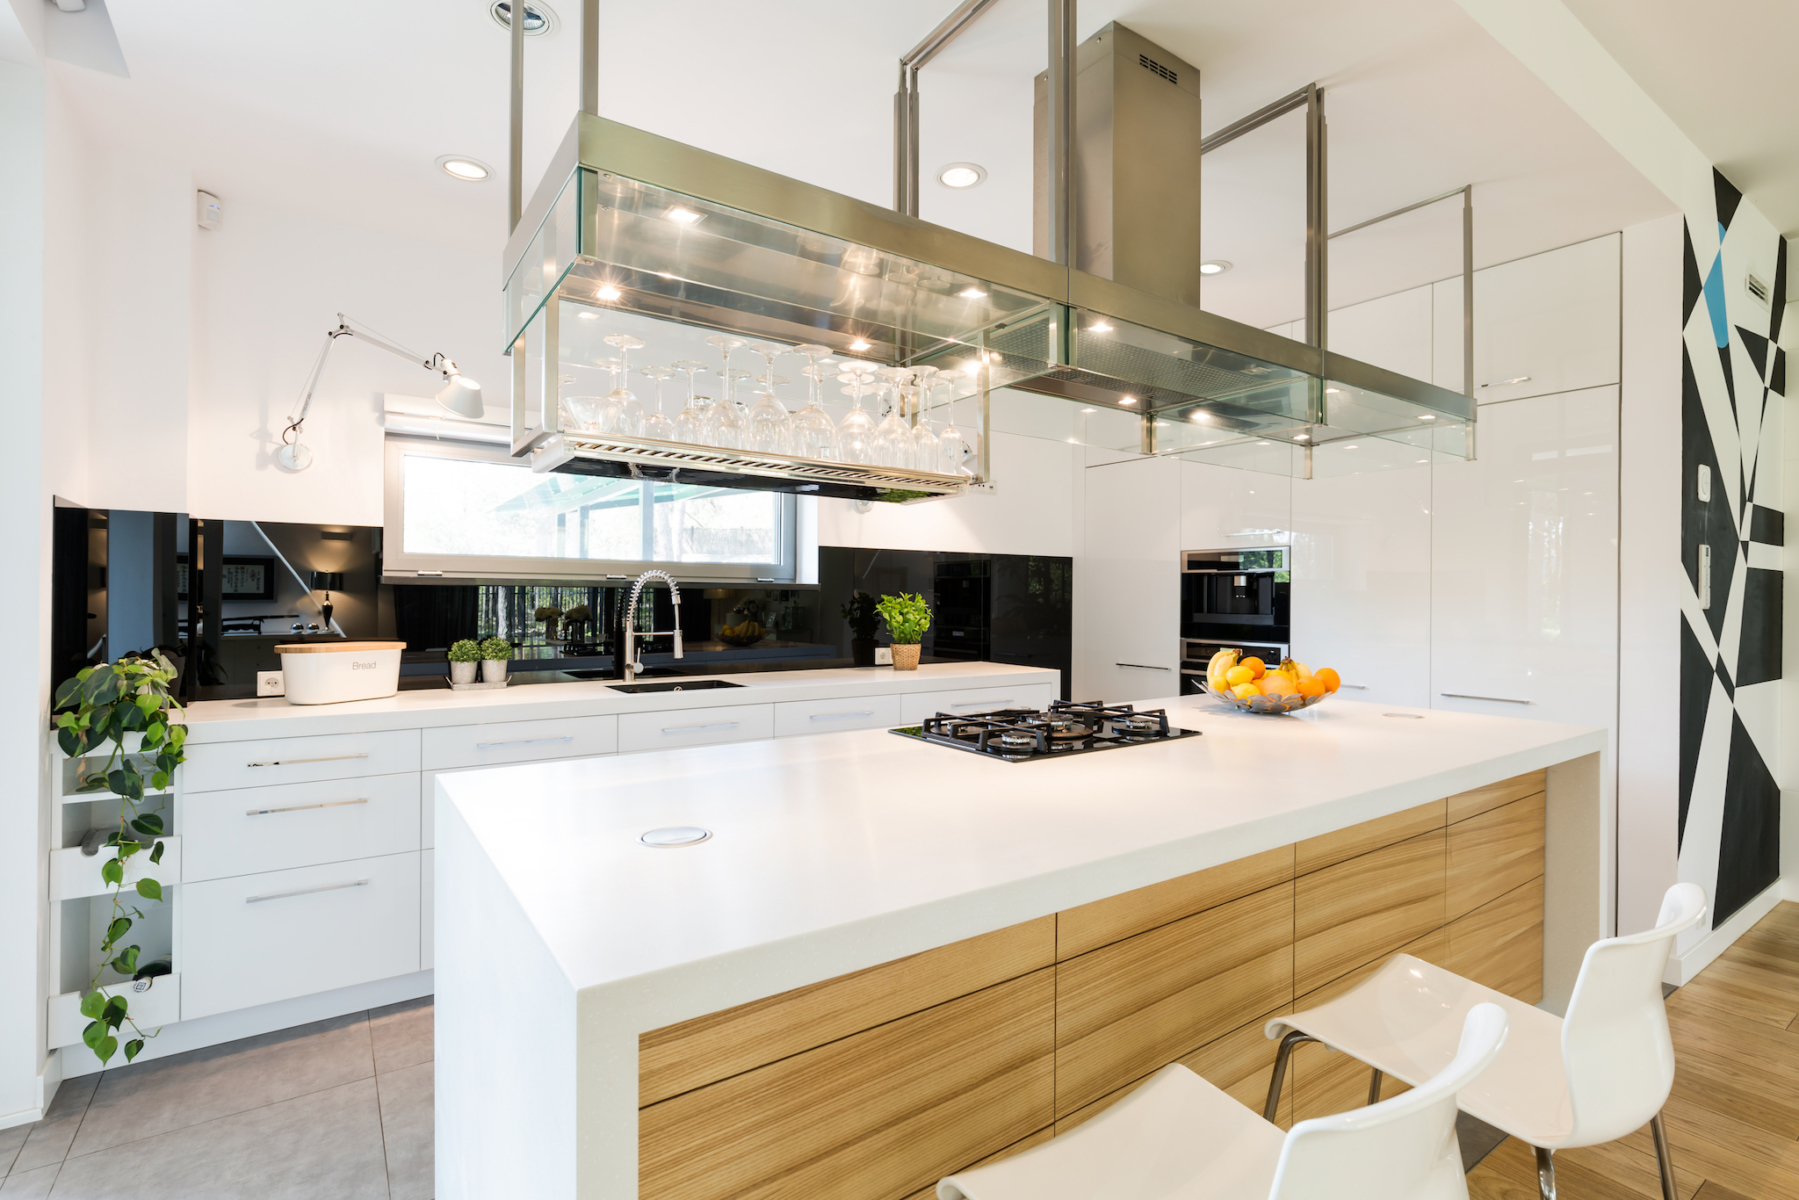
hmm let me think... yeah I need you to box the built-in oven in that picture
[1178,547,1290,695]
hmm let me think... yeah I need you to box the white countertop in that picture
[178,661,1057,741]
[439,695,1606,1019]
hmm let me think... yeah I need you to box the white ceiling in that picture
[1563,0,1799,237]
[54,0,1674,329]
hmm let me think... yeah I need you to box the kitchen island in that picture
[434,696,1606,1200]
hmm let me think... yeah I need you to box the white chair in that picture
[1263,883,1707,1200]
[937,1003,1508,1200]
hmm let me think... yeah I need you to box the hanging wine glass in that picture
[703,335,747,449]
[670,359,709,443]
[792,363,838,459]
[744,342,792,453]
[639,366,676,440]
[835,367,876,464]
[870,369,915,468]
[597,335,646,435]
[911,374,941,470]
[565,359,616,431]
[936,376,973,476]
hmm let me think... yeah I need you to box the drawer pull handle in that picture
[1116,662,1170,671]
[661,722,740,734]
[474,736,576,749]
[246,798,369,817]
[246,753,370,768]
[246,879,369,904]
[1439,692,1534,706]
[951,699,1013,709]
[810,710,876,720]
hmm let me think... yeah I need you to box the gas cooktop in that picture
[890,700,1200,761]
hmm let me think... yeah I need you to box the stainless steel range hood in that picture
[499,13,1474,493]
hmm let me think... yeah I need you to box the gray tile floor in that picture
[0,998,432,1199]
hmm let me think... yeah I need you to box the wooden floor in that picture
[1467,899,1799,1200]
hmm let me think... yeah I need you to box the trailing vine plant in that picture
[52,652,187,1065]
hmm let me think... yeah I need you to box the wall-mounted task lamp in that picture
[278,312,483,471]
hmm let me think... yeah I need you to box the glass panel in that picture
[651,485,780,564]
[503,170,581,351]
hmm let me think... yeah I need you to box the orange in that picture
[1240,656,1266,680]
[1297,678,1326,698]
[1260,674,1296,697]
[1230,682,1261,700]
[1224,664,1255,687]
[1314,668,1341,693]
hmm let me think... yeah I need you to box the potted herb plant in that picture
[447,639,481,685]
[875,592,931,671]
[841,591,881,667]
[479,636,514,684]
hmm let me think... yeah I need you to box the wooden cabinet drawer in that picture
[773,695,902,737]
[618,704,774,753]
[899,684,1058,724]
[1447,792,1545,921]
[180,851,421,1019]
[421,714,618,770]
[1294,829,1445,995]
[183,729,420,793]
[181,773,420,882]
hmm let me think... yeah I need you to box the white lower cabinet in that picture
[421,848,433,972]
[181,729,420,792]
[775,695,902,736]
[421,714,618,770]
[180,773,420,882]
[618,703,775,752]
[180,851,421,1019]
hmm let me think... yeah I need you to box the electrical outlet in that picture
[1697,464,1711,503]
[875,646,893,666]
[256,671,285,697]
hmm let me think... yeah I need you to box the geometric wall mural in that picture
[1678,169,1785,928]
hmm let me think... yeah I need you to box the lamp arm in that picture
[281,313,463,447]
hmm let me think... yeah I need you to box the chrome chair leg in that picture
[1535,1145,1556,1200]
[1650,1110,1677,1200]
[1367,1067,1384,1106]
[1264,1031,1316,1121]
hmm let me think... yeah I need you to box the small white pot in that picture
[481,659,509,684]
[450,660,478,685]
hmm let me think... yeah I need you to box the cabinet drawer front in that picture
[180,852,420,1020]
[774,695,902,737]
[422,714,618,770]
[618,704,774,753]
[183,729,420,792]
[181,773,420,883]
[899,684,1057,724]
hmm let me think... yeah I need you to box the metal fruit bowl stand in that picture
[1200,680,1330,716]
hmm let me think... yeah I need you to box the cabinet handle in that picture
[246,753,370,768]
[475,736,575,749]
[661,722,740,734]
[1116,662,1170,671]
[1439,692,1534,706]
[810,711,876,720]
[246,798,368,816]
[246,879,369,904]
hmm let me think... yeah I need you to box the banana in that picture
[1280,657,1313,680]
[1206,648,1239,692]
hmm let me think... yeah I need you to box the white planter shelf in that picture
[51,836,183,902]
[47,973,182,1050]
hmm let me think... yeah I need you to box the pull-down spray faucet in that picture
[618,571,683,683]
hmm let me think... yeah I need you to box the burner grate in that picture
[894,701,1199,761]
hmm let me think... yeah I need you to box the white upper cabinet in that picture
[1074,452,1181,702]
[1327,284,1434,384]
[1457,235,1621,405]
[1430,386,1619,729]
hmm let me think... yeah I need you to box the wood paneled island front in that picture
[435,698,1604,1200]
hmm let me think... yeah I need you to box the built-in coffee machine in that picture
[1178,546,1290,695]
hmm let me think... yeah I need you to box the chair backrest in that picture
[1561,882,1707,1144]
[1267,1003,1509,1200]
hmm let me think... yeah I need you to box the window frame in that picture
[381,437,799,585]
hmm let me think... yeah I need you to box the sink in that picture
[607,679,745,694]
[564,667,682,681]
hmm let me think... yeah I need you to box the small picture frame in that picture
[177,554,278,601]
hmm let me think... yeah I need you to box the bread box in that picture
[274,641,406,705]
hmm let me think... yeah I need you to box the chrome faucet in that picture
[619,570,683,683]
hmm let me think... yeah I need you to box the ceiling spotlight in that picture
[1294,433,1310,441]
[667,207,704,225]
[489,1,558,36]
[596,284,622,301]
[1199,260,1232,276]
[1418,414,1436,420]
[958,286,988,299]
[437,155,492,182]
[1120,395,1138,406]
[937,162,987,189]
[851,339,872,352]
[1190,412,1207,422]
[1088,322,1113,333]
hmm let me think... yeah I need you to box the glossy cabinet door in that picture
[1460,235,1620,404]
[1327,284,1433,384]
[1430,387,1619,729]
[1291,462,1432,708]
[1075,453,1181,702]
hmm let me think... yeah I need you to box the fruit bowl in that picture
[1204,684,1329,716]
[717,628,766,648]
[1201,650,1340,716]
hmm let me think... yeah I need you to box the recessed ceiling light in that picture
[1120,395,1138,406]
[489,1,558,36]
[667,207,704,225]
[437,155,492,182]
[851,339,872,352]
[596,284,622,301]
[958,286,988,299]
[1088,322,1113,333]
[1199,260,1232,276]
[937,162,987,189]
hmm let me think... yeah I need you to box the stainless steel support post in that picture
[508,0,524,233]
[1366,1067,1384,1106]
[1044,0,1075,268]
[1462,185,1474,400]
[1535,1145,1557,1200]
[1650,1111,1678,1200]
[1303,84,1327,366]
[580,0,598,116]
[975,331,992,485]
[893,65,919,214]
[1264,1030,1316,1122]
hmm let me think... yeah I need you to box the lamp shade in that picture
[309,571,345,592]
[436,373,485,419]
